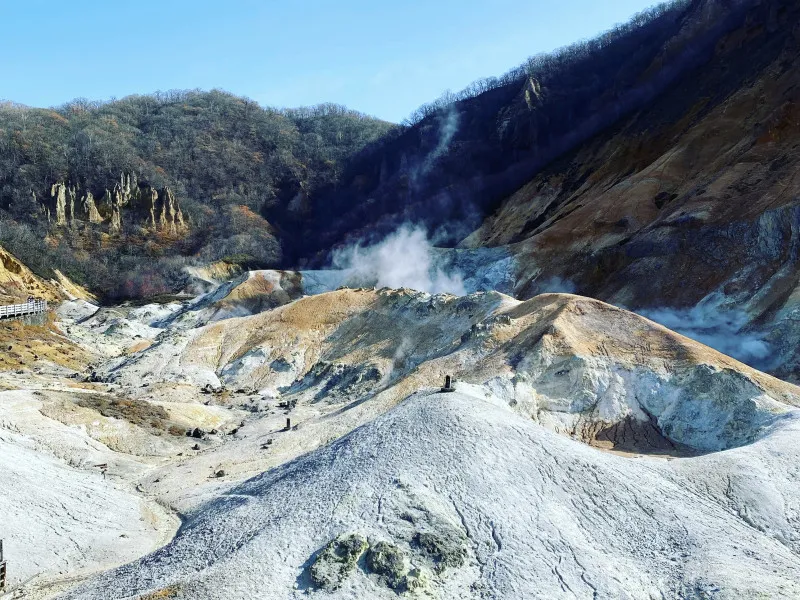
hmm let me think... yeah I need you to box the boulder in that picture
[309,533,368,591]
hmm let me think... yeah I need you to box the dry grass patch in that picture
[73,392,186,436]
[138,586,182,599]
[0,313,92,371]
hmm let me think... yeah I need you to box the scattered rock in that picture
[309,533,368,591]
[365,541,408,590]
[214,470,225,478]
[190,428,206,439]
[412,530,467,574]
[403,567,430,591]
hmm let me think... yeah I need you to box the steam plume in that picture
[639,301,771,367]
[411,106,460,185]
[332,225,466,295]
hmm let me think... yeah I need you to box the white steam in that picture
[536,277,577,294]
[426,107,459,169]
[411,106,460,184]
[332,226,466,295]
[639,303,771,367]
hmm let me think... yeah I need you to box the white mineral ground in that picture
[1,271,799,599]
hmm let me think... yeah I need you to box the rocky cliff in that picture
[46,174,186,235]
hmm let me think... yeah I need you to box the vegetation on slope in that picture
[0,0,782,299]
[288,0,773,262]
[0,92,393,299]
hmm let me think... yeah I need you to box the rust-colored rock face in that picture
[460,1,800,312]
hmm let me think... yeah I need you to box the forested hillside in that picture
[285,0,773,262]
[0,0,790,301]
[0,92,393,298]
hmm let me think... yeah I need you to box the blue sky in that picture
[1,0,659,122]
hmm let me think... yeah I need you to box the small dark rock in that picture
[412,531,467,574]
[309,533,368,591]
[366,541,408,589]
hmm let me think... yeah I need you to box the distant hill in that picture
[2,0,800,314]
[0,92,393,298]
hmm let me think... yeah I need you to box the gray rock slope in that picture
[65,389,800,600]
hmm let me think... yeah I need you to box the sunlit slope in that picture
[65,388,800,599]
[89,289,800,514]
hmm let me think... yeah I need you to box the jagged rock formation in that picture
[83,190,102,224]
[44,174,187,236]
[156,187,186,235]
[48,182,67,226]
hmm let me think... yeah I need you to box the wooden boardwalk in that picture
[0,299,48,320]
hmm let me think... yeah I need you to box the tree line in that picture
[0,90,393,299]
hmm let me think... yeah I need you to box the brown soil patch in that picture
[0,313,91,371]
[72,392,185,437]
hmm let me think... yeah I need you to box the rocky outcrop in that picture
[44,173,186,235]
[49,182,68,226]
[156,187,185,235]
[82,191,102,224]
[0,244,63,303]
[143,187,159,230]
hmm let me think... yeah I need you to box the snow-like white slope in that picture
[0,436,162,588]
[0,390,178,593]
[65,388,800,600]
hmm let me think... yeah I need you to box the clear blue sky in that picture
[1,0,659,123]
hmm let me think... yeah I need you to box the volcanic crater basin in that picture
[6,286,800,600]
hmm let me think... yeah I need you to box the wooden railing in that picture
[0,299,48,320]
